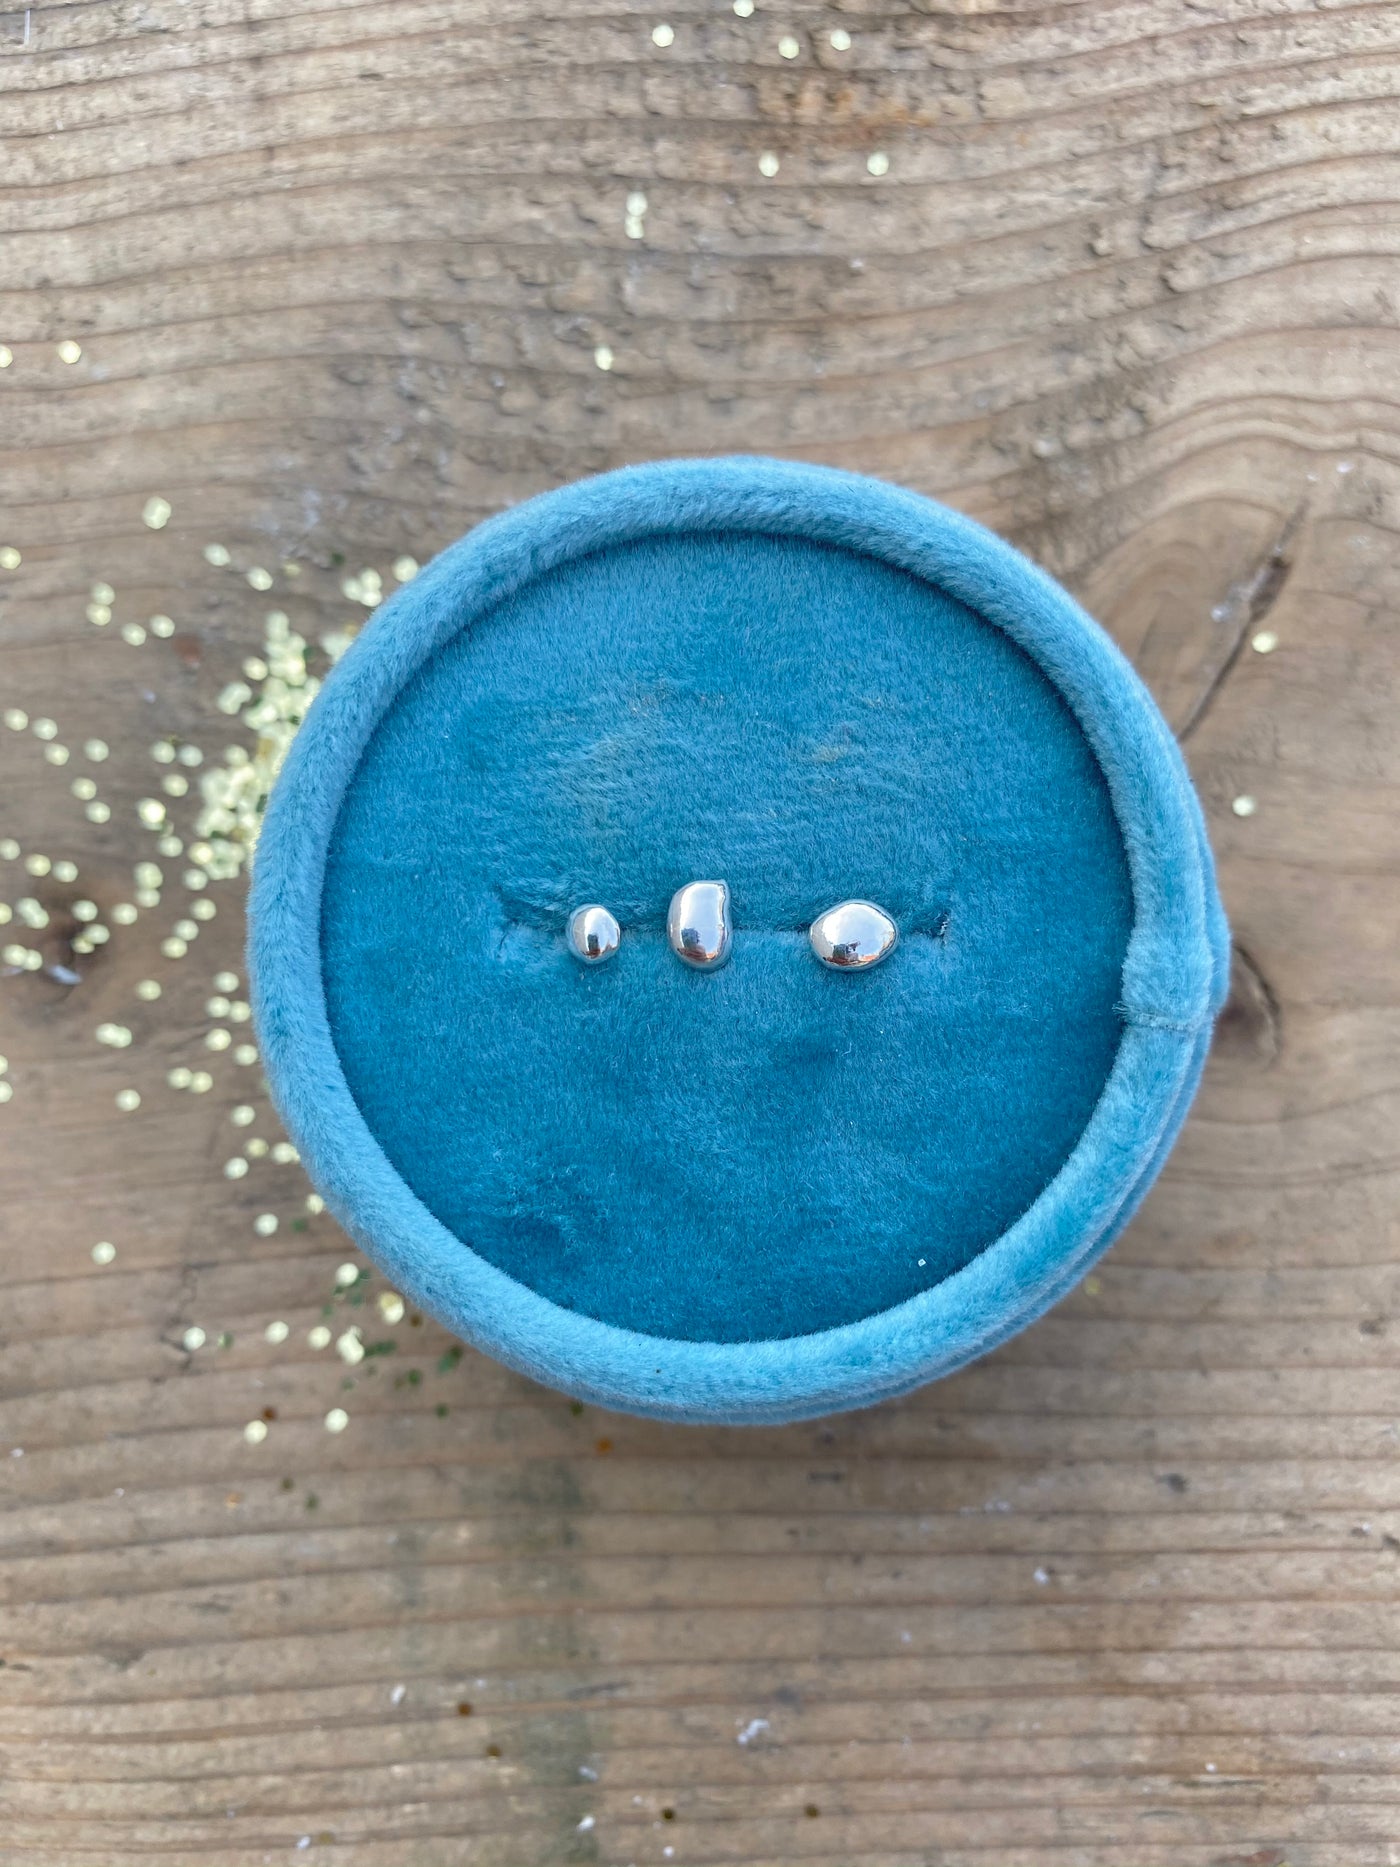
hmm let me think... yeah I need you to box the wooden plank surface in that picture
[3,2,1399,1862]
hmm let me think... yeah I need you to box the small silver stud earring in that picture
[566,904,621,965]
[809,900,898,970]
[667,880,732,971]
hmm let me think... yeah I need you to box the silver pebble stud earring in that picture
[566,903,621,965]
[667,880,732,971]
[809,899,898,971]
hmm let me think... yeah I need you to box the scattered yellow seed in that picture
[95,1023,133,1048]
[734,0,753,14]
[253,1213,278,1237]
[174,918,198,940]
[593,344,614,371]
[167,1066,193,1089]
[115,1089,141,1112]
[335,1262,359,1288]
[830,27,851,49]
[1251,630,1279,654]
[86,801,112,823]
[86,924,110,944]
[149,614,175,638]
[151,741,175,764]
[306,1193,325,1215]
[0,547,19,571]
[271,1140,298,1164]
[651,21,674,45]
[224,1157,249,1179]
[120,623,148,647]
[233,1043,258,1065]
[72,899,98,921]
[111,903,138,925]
[142,496,172,530]
[189,1071,213,1093]
[308,1325,332,1350]
[758,150,780,177]
[71,777,97,801]
[264,1319,289,1345]
[246,1137,269,1158]
[84,739,109,761]
[57,340,82,364]
[231,1104,256,1126]
[44,743,69,765]
[378,1291,406,1324]
[336,1326,365,1364]
[214,970,240,992]
[243,1419,269,1445]
[182,1325,206,1350]
[91,1240,116,1265]
[0,346,10,368]
[325,1407,349,1434]
[0,1081,13,1103]
[778,32,799,57]
[86,604,112,627]
[53,860,77,882]
[161,937,188,959]
[393,556,419,582]
[91,581,115,605]
[31,719,57,742]
[206,1028,232,1051]
[246,567,273,592]
[1232,795,1257,818]
[867,150,890,176]
[203,543,231,567]
[136,980,161,1001]
[4,708,27,729]
[137,798,166,826]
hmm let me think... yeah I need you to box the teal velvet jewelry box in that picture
[248,457,1228,1425]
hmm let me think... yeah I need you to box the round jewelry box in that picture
[249,457,1228,1424]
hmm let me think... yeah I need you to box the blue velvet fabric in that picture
[249,458,1227,1423]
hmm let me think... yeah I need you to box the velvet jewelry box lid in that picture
[249,457,1229,1425]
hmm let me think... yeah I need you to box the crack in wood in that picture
[1177,500,1307,744]
[1214,943,1283,1069]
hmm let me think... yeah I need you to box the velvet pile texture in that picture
[249,457,1229,1424]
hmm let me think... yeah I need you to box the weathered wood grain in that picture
[2,2,1399,1863]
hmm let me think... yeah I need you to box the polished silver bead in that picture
[566,903,621,965]
[667,879,732,971]
[809,899,898,971]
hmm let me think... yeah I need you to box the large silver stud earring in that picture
[667,880,732,971]
[809,900,897,970]
[566,904,621,965]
